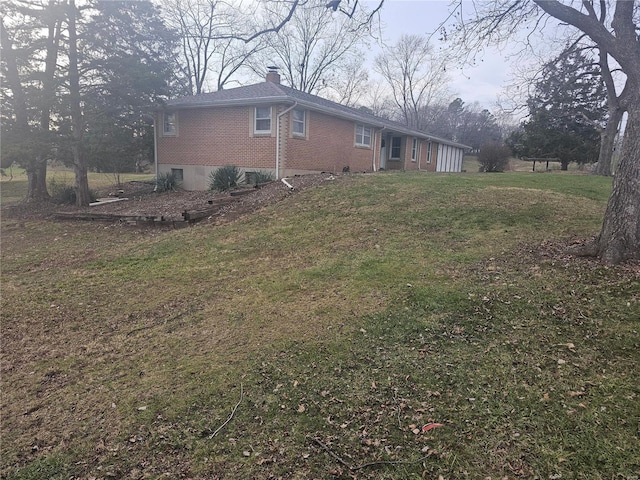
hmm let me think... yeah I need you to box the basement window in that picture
[171,168,184,182]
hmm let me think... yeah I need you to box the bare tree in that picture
[358,79,396,119]
[325,56,369,106]
[165,0,265,93]
[450,0,640,264]
[375,34,451,130]
[166,0,219,95]
[255,0,374,95]
[212,35,264,90]
[172,0,384,92]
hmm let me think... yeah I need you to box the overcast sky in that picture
[367,0,560,113]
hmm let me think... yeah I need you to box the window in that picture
[292,109,306,136]
[426,141,432,164]
[391,136,401,159]
[411,138,418,162]
[171,168,183,182]
[245,171,257,185]
[163,112,177,136]
[355,124,371,147]
[255,106,271,133]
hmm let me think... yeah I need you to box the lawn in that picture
[0,167,154,205]
[1,171,638,479]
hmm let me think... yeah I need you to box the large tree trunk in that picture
[594,105,623,176]
[67,0,91,206]
[594,91,640,264]
[31,4,63,200]
[1,18,49,201]
[532,0,640,264]
[594,46,625,177]
[26,161,50,201]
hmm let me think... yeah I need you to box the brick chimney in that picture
[265,66,280,84]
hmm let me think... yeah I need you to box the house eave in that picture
[157,96,291,110]
[157,93,472,150]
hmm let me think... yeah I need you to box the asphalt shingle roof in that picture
[164,81,470,149]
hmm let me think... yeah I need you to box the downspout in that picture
[153,114,158,191]
[275,102,298,180]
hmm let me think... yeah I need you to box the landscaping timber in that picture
[54,211,167,225]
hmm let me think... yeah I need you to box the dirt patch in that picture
[3,174,346,225]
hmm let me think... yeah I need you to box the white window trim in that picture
[426,141,432,164]
[163,112,177,136]
[292,109,306,137]
[254,106,272,134]
[411,138,418,162]
[355,124,372,147]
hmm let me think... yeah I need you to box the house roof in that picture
[163,81,471,149]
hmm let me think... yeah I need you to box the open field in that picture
[0,167,154,206]
[1,171,638,479]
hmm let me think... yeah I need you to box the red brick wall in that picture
[403,139,440,172]
[157,105,377,188]
[423,141,438,172]
[157,106,277,170]
[405,137,421,171]
[283,109,374,175]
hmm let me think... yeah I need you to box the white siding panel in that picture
[435,145,464,172]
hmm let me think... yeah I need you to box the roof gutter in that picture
[275,102,298,180]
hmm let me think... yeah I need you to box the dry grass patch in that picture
[2,172,637,479]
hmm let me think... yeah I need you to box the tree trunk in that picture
[594,105,623,176]
[31,3,64,200]
[25,160,50,201]
[67,0,91,206]
[531,0,640,264]
[1,18,49,201]
[594,46,624,177]
[594,91,640,264]
[72,155,90,205]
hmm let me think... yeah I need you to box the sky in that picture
[365,0,558,113]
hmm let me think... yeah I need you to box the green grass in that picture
[0,167,154,205]
[1,172,638,479]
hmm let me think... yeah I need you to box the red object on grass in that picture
[421,423,444,432]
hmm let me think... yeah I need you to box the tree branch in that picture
[208,383,244,439]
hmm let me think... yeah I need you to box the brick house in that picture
[154,70,470,190]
